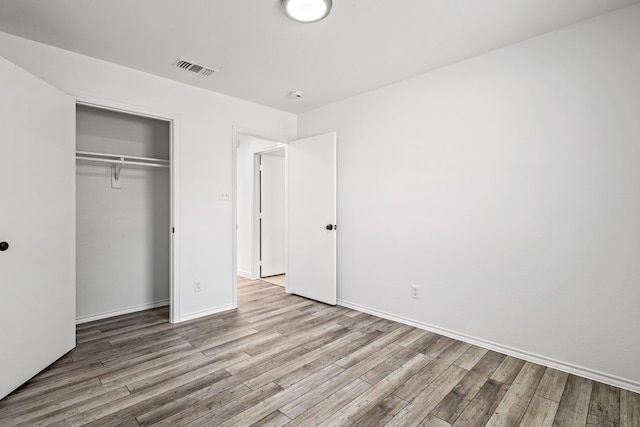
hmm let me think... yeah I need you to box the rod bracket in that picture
[111,158,124,189]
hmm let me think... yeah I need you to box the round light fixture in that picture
[281,0,332,23]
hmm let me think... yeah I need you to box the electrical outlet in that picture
[411,284,420,299]
[194,281,202,292]
[219,190,231,201]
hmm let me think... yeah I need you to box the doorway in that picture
[233,131,337,307]
[235,133,286,289]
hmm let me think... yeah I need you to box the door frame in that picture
[232,128,289,308]
[255,146,287,279]
[73,94,181,323]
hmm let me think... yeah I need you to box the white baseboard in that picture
[76,300,169,324]
[337,299,640,394]
[179,304,236,322]
[237,269,252,278]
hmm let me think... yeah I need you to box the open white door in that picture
[0,57,76,399]
[260,153,286,277]
[287,132,337,305]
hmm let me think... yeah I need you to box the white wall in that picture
[76,105,170,321]
[298,4,640,391]
[236,135,283,278]
[0,32,297,321]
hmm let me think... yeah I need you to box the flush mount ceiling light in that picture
[281,0,332,23]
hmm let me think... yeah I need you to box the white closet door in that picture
[287,132,337,305]
[0,57,76,399]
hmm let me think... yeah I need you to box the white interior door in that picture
[287,132,337,305]
[260,153,286,277]
[0,57,76,399]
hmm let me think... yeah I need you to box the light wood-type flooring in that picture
[261,274,286,287]
[1,277,639,426]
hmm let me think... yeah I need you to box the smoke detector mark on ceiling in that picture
[173,58,219,77]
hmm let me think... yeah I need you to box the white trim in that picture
[179,304,236,322]
[72,94,180,122]
[337,298,640,394]
[237,269,252,278]
[76,300,169,324]
[72,93,182,324]
[252,152,261,279]
[283,143,289,294]
[331,133,337,303]
[169,117,181,324]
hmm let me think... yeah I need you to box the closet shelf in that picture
[75,150,169,168]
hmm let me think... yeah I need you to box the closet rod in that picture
[75,150,169,169]
[75,156,169,168]
[76,150,169,162]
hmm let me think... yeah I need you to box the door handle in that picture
[325,224,337,231]
[0,242,8,251]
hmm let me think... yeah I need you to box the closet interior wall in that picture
[76,105,170,322]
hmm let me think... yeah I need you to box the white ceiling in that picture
[0,0,637,113]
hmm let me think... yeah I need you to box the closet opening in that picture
[75,103,176,324]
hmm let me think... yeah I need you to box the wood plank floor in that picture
[261,274,286,288]
[1,277,639,426]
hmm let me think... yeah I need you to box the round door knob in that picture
[326,224,333,230]
[0,242,8,251]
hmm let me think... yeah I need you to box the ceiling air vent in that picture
[173,58,219,77]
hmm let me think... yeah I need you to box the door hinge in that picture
[172,227,175,233]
